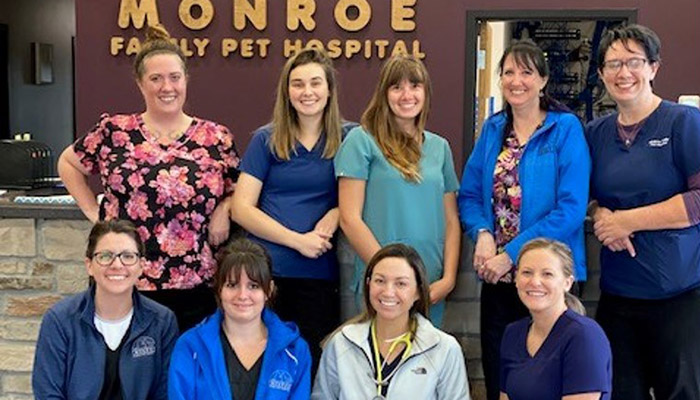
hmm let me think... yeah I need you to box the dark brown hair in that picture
[498,39,570,145]
[133,24,187,80]
[597,24,661,69]
[214,239,275,307]
[85,220,145,258]
[322,243,430,347]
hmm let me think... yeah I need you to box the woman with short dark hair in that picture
[32,220,178,399]
[587,23,700,399]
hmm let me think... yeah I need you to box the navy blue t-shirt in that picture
[239,123,354,280]
[500,309,612,400]
[586,101,700,299]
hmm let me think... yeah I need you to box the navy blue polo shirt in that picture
[239,124,352,280]
[586,101,700,299]
[500,310,612,400]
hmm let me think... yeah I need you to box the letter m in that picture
[118,0,160,29]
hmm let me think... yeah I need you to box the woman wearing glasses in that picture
[312,244,469,400]
[32,220,178,399]
[587,24,700,399]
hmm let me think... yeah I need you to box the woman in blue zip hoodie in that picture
[168,238,311,400]
[457,39,590,400]
[32,220,178,400]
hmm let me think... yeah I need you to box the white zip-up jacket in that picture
[312,314,470,399]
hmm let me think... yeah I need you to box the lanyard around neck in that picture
[370,319,413,397]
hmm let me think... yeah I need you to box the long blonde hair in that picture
[361,54,432,182]
[516,238,586,315]
[270,48,342,160]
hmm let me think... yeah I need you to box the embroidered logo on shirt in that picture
[412,367,427,375]
[268,370,293,392]
[648,137,670,147]
[131,336,156,358]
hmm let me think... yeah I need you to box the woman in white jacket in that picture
[312,243,470,399]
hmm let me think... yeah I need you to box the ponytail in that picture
[565,291,586,316]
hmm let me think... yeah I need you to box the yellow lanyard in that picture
[370,319,413,397]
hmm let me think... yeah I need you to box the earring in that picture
[539,90,544,98]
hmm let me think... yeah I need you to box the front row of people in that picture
[32,220,611,399]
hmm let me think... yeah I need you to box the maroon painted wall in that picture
[76,0,700,165]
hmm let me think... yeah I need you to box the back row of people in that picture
[49,21,700,399]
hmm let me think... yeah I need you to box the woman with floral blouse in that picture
[457,39,590,400]
[58,25,240,331]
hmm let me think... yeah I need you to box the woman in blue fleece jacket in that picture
[168,238,311,400]
[457,39,591,400]
[32,220,178,400]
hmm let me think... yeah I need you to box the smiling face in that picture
[137,53,187,116]
[288,62,330,121]
[515,248,573,316]
[600,39,659,108]
[220,269,267,325]
[368,257,420,324]
[387,79,425,130]
[500,54,548,112]
[86,232,143,297]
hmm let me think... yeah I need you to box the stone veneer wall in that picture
[0,218,600,400]
[0,218,92,400]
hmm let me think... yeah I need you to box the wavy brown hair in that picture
[361,54,432,182]
[270,48,342,160]
[133,24,188,80]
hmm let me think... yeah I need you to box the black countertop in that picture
[0,202,85,220]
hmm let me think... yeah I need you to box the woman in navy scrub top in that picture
[500,239,611,400]
[587,24,700,399]
[231,48,350,372]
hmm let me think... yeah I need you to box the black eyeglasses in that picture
[601,57,649,74]
[91,251,141,267]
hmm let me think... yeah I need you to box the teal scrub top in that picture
[335,126,459,323]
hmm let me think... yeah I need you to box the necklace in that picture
[142,114,191,143]
[616,117,647,148]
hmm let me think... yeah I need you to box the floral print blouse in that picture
[74,113,240,290]
[492,131,524,283]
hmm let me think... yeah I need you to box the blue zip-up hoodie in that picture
[32,285,178,399]
[168,308,311,400]
[458,110,591,280]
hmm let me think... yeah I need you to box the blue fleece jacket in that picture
[168,308,311,400]
[32,286,178,400]
[458,110,591,280]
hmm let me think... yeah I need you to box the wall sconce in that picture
[31,42,53,85]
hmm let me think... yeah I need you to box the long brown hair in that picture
[270,48,342,160]
[133,24,187,80]
[361,54,432,182]
[516,238,586,315]
[322,243,430,346]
